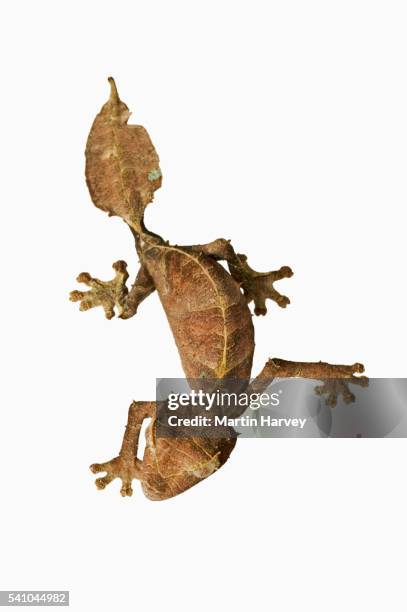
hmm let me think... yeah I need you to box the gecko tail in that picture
[108,76,120,104]
[85,78,163,233]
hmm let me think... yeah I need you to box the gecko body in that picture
[141,241,254,380]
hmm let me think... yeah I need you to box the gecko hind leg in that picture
[90,401,155,497]
[188,238,293,315]
[70,261,155,319]
[248,358,368,407]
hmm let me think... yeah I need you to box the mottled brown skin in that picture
[70,78,368,501]
[141,242,254,380]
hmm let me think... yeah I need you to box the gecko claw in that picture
[70,261,129,319]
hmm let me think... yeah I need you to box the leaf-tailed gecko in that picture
[70,78,367,500]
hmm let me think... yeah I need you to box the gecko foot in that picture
[231,254,293,315]
[90,456,141,497]
[70,260,129,319]
[314,371,369,407]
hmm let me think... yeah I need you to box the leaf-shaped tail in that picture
[85,77,162,233]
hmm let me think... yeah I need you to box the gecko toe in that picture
[95,474,115,490]
[90,462,108,474]
[120,482,133,497]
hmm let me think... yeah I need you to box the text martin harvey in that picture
[167,415,307,429]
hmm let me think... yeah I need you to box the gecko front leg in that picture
[90,401,155,497]
[70,261,155,319]
[188,238,293,315]
[248,358,368,407]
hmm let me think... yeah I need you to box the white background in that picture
[1,1,406,611]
